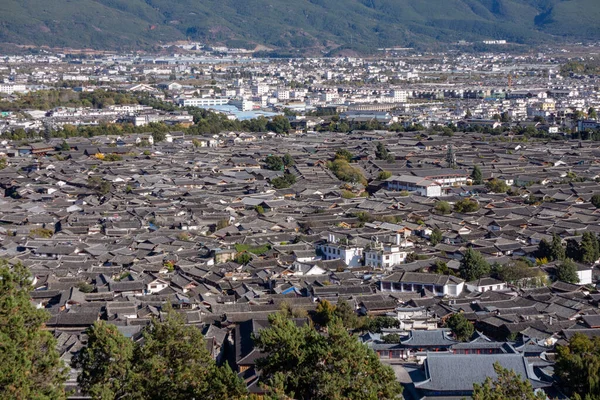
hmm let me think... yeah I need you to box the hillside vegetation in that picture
[0,0,598,51]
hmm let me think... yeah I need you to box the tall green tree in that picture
[282,153,295,167]
[333,299,357,329]
[264,155,284,171]
[556,333,600,400]
[375,142,394,162]
[266,116,291,134]
[0,261,68,399]
[445,313,474,342]
[591,194,600,208]
[430,227,443,246]
[580,231,600,264]
[75,306,247,400]
[72,321,134,400]
[472,362,546,400]
[313,299,336,327]
[556,258,579,284]
[131,306,246,400]
[566,239,581,261]
[254,313,403,400]
[551,233,566,261]
[459,247,491,281]
[471,165,483,185]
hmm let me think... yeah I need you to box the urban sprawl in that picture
[2,45,600,399]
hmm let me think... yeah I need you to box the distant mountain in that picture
[1,0,598,51]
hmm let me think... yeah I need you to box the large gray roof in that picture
[415,353,547,392]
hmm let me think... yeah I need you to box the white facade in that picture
[391,89,407,102]
[317,234,363,267]
[0,83,26,94]
[465,279,507,293]
[386,175,442,197]
[364,234,413,268]
[228,98,254,111]
[380,273,465,297]
[252,83,269,96]
[578,268,593,285]
[178,97,229,107]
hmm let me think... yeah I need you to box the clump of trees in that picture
[0,261,69,399]
[434,200,452,215]
[556,333,600,400]
[445,312,474,342]
[566,232,600,264]
[264,153,294,171]
[73,305,247,400]
[271,173,297,189]
[485,178,510,193]
[454,198,480,213]
[375,142,394,162]
[87,176,112,196]
[493,259,544,285]
[327,150,367,185]
[253,313,403,400]
[459,247,490,281]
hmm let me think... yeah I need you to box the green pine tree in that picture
[445,313,474,342]
[131,306,246,400]
[0,261,68,399]
[73,321,134,399]
[471,165,483,185]
[254,313,403,400]
[459,247,491,281]
[556,258,579,284]
[473,362,546,400]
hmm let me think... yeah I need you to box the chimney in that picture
[396,233,402,246]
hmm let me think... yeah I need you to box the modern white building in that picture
[228,98,254,111]
[0,83,26,94]
[317,233,364,267]
[177,97,230,108]
[379,272,465,297]
[465,277,507,293]
[364,234,413,268]
[386,175,442,197]
[391,89,407,102]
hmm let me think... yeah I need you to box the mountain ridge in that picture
[0,0,598,51]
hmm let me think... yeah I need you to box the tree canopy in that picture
[454,198,480,213]
[445,313,474,342]
[253,313,403,400]
[0,261,68,399]
[537,233,565,262]
[556,333,600,400]
[472,362,545,400]
[556,258,580,284]
[73,305,246,400]
[460,247,491,281]
[471,165,483,185]
[73,321,134,399]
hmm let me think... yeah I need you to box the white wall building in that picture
[364,234,413,268]
[0,83,26,94]
[386,175,443,197]
[177,97,229,107]
[317,233,364,267]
